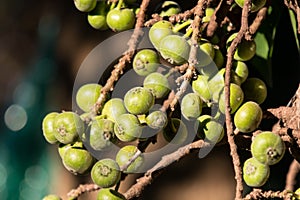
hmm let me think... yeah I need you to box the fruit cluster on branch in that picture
[41,0,300,200]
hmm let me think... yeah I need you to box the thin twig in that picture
[246,7,268,39]
[174,62,189,73]
[144,7,196,27]
[169,7,196,23]
[294,0,300,34]
[170,0,208,110]
[91,0,151,117]
[243,189,293,200]
[146,140,211,175]
[169,75,192,111]
[284,0,296,11]
[124,139,211,199]
[284,0,300,34]
[206,0,234,37]
[120,150,142,171]
[161,90,176,112]
[224,0,252,199]
[67,184,100,199]
[144,13,162,27]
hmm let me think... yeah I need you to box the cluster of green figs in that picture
[73,0,182,31]
[40,0,294,199]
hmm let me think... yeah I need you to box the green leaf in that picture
[288,9,300,50]
[249,3,284,87]
[254,32,269,59]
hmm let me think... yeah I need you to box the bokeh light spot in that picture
[4,104,28,131]
[24,165,48,190]
[19,180,43,200]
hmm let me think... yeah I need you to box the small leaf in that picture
[288,9,300,51]
[254,32,269,60]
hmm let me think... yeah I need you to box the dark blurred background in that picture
[0,0,113,199]
[0,0,299,200]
